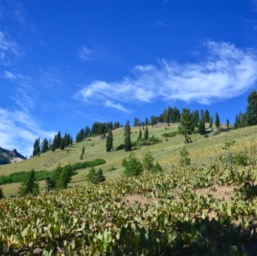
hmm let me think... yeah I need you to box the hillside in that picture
[0,124,257,254]
[0,123,257,196]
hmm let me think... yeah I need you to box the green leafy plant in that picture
[122,152,143,177]
[179,146,191,167]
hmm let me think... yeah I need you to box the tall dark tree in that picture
[215,113,220,131]
[41,138,49,153]
[198,117,206,135]
[144,126,149,140]
[124,121,132,151]
[204,109,210,123]
[138,128,142,140]
[106,129,113,152]
[246,89,257,126]
[226,119,230,131]
[179,108,195,143]
[33,138,41,156]
[209,116,213,129]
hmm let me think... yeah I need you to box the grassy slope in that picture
[1,123,257,196]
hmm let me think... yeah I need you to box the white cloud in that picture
[79,46,91,61]
[2,70,16,79]
[77,41,257,109]
[0,108,56,157]
[0,31,20,64]
[105,100,130,113]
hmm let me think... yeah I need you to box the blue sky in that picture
[1,0,257,156]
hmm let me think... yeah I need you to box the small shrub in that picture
[122,152,143,177]
[87,168,106,184]
[107,166,116,172]
[115,144,125,151]
[162,132,176,138]
[232,153,248,166]
[18,170,39,196]
[180,147,191,167]
[150,162,163,173]
[143,151,154,171]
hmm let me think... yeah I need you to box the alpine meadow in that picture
[1,0,257,255]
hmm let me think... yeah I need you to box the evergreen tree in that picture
[0,187,4,199]
[138,128,142,140]
[209,116,213,129]
[144,126,149,140]
[106,129,113,152]
[198,117,206,135]
[246,89,257,126]
[226,119,230,131]
[124,121,132,151]
[204,109,210,123]
[41,138,49,153]
[18,169,39,196]
[215,113,220,131]
[33,138,41,156]
[179,108,195,143]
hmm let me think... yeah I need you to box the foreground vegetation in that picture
[0,137,257,254]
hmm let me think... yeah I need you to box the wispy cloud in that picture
[76,41,257,109]
[156,21,169,27]
[79,46,92,61]
[105,100,130,113]
[0,108,55,157]
[0,31,20,64]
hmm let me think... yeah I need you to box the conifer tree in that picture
[41,138,49,153]
[138,128,142,140]
[144,126,149,140]
[33,138,41,156]
[179,108,195,143]
[246,89,257,126]
[124,121,132,151]
[215,113,220,131]
[18,169,39,196]
[0,187,4,199]
[106,129,113,152]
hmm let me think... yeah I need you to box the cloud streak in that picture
[77,41,257,109]
[0,108,55,157]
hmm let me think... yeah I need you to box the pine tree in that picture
[144,126,149,140]
[106,129,113,152]
[138,128,142,140]
[215,113,220,131]
[41,138,49,153]
[246,89,257,126]
[18,169,39,196]
[124,121,132,151]
[179,108,195,143]
[0,187,4,199]
[33,138,41,157]
[209,116,213,129]
[198,117,206,135]
[226,118,230,131]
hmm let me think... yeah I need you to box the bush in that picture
[180,147,191,167]
[232,153,248,166]
[162,132,176,138]
[143,151,154,171]
[87,168,106,184]
[122,152,143,177]
[115,144,125,151]
[150,162,163,173]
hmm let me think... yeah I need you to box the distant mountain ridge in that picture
[0,147,26,165]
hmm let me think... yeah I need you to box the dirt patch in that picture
[123,194,159,206]
[195,185,235,201]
